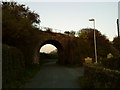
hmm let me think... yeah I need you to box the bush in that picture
[80,65,120,88]
[101,57,120,71]
[2,44,25,88]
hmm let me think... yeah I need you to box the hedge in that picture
[83,64,120,88]
[2,44,25,88]
[101,57,120,71]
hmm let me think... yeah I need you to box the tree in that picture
[2,1,41,46]
[2,2,40,25]
[46,28,53,32]
[64,30,76,36]
[77,28,119,62]
[113,37,120,54]
[69,30,76,37]
[2,1,42,66]
[64,31,70,35]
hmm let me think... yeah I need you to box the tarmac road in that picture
[24,61,84,88]
[0,47,2,89]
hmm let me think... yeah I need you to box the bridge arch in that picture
[37,39,65,64]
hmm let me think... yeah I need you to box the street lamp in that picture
[89,19,98,63]
[117,19,119,37]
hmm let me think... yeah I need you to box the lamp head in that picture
[89,19,95,21]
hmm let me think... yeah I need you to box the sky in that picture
[23,2,118,40]
[40,44,57,53]
[118,1,120,39]
[5,0,120,53]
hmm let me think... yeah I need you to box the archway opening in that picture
[39,40,64,65]
[40,44,58,64]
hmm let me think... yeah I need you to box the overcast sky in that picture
[6,0,120,53]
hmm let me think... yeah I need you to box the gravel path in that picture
[24,62,84,88]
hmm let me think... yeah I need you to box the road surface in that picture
[24,61,84,88]
[0,47,2,89]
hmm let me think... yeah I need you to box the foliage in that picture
[2,44,25,88]
[46,28,53,32]
[39,52,58,64]
[113,36,120,54]
[2,44,41,88]
[77,28,119,62]
[78,65,120,88]
[2,2,40,24]
[64,30,76,36]
[40,52,58,60]
[64,31,70,35]
[2,1,40,46]
[2,1,42,66]
[101,57,120,71]
[69,30,76,36]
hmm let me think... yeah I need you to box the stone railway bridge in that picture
[21,30,81,65]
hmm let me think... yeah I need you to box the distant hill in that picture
[50,49,57,54]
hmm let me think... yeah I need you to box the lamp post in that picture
[117,19,119,37]
[89,19,98,63]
